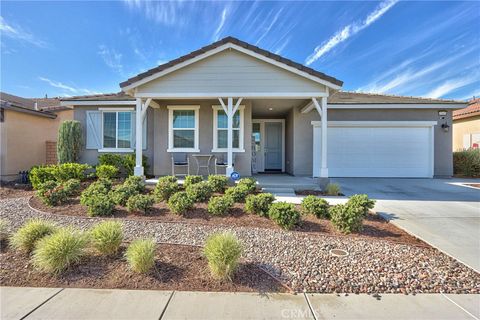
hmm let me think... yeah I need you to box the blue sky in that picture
[1,0,479,100]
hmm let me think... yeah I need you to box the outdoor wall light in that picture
[441,123,450,132]
[438,110,447,116]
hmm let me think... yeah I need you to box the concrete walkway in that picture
[333,178,480,272]
[1,287,479,320]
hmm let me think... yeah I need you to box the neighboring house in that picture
[0,92,73,182]
[452,98,480,151]
[61,37,466,179]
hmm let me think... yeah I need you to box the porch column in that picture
[218,97,243,177]
[312,97,328,178]
[134,98,152,177]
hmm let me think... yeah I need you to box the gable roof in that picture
[120,36,343,90]
[453,98,480,120]
[61,92,133,101]
[0,92,61,118]
[329,91,465,105]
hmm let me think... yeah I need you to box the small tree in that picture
[57,120,83,163]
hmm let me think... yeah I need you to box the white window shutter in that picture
[131,111,147,150]
[86,111,102,149]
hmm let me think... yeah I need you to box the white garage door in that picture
[313,122,435,178]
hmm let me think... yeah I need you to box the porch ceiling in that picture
[251,98,307,117]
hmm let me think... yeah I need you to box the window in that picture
[168,106,200,152]
[212,105,245,152]
[102,111,132,150]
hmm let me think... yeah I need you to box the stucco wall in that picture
[452,116,480,151]
[0,109,73,181]
[285,108,294,174]
[292,107,453,177]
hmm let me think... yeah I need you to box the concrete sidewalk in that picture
[1,287,479,320]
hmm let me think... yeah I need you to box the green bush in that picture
[245,193,275,217]
[33,227,88,273]
[57,120,83,163]
[63,179,81,196]
[167,191,194,215]
[127,194,155,214]
[80,179,112,206]
[453,149,480,177]
[54,163,90,182]
[90,221,123,256]
[10,219,57,252]
[36,182,68,206]
[207,175,229,192]
[268,202,300,230]
[224,185,250,203]
[98,154,148,176]
[347,194,375,216]
[125,238,156,273]
[325,183,341,196]
[123,154,149,176]
[153,176,179,201]
[184,175,203,188]
[85,193,115,217]
[300,195,329,218]
[29,165,57,190]
[203,232,242,281]
[0,219,11,242]
[110,184,139,206]
[207,195,234,216]
[330,203,365,234]
[237,178,257,193]
[186,181,213,202]
[124,175,145,193]
[96,164,119,180]
[98,154,124,170]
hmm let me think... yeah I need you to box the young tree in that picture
[57,120,83,163]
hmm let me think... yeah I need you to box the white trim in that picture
[121,42,341,91]
[99,107,134,111]
[310,121,438,127]
[134,92,328,99]
[212,105,245,152]
[167,105,200,151]
[99,148,134,153]
[328,104,464,109]
[61,100,135,106]
[252,119,285,172]
[101,110,134,150]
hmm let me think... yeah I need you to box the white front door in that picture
[252,120,285,172]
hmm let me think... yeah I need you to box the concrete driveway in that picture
[332,178,480,272]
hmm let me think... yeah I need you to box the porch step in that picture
[261,187,296,197]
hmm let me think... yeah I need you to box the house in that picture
[452,98,480,151]
[0,92,73,182]
[60,37,466,179]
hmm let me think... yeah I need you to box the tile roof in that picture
[119,36,344,89]
[61,92,134,101]
[329,91,465,105]
[0,91,62,118]
[453,98,480,120]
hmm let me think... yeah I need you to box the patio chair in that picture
[171,153,190,177]
[214,154,236,175]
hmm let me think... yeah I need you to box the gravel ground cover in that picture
[1,197,479,294]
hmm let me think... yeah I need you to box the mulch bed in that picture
[29,196,426,247]
[0,185,33,199]
[0,242,286,293]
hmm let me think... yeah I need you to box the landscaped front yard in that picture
[1,161,479,294]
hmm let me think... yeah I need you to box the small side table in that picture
[192,154,213,175]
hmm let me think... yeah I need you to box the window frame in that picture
[167,105,200,152]
[212,105,245,152]
[98,108,135,153]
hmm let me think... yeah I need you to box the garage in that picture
[312,121,436,178]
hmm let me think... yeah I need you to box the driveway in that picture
[332,178,480,272]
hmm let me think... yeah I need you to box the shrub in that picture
[224,185,250,203]
[153,176,179,201]
[184,175,203,188]
[63,179,81,196]
[203,232,242,281]
[90,221,123,256]
[98,153,124,170]
[268,202,300,230]
[85,193,115,217]
[98,154,148,176]
[124,175,145,193]
[207,175,229,192]
[80,179,112,206]
[33,227,88,273]
[237,178,257,193]
[57,120,83,163]
[29,165,57,190]
[300,196,329,218]
[330,203,365,234]
[0,219,11,242]
[453,149,480,177]
[208,195,234,216]
[125,238,156,273]
[347,194,375,216]
[110,184,139,206]
[245,193,275,217]
[96,164,119,180]
[167,191,194,215]
[10,219,57,252]
[53,163,90,182]
[127,194,155,214]
[36,182,68,206]
[186,181,213,202]
[325,183,341,196]
[123,154,149,176]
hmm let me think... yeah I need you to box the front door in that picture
[264,122,283,171]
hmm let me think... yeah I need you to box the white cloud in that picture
[305,0,398,65]
[98,45,123,74]
[39,77,100,95]
[0,16,47,48]
[255,8,284,45]
[424,75,479,99]
[212,8,228,41]
[123,0,185,27]
[274,36,291,55]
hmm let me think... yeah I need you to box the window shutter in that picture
[463,134,471,149]
[131,111,147,150]
[86,111,102,149]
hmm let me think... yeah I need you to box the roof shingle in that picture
[453,98,480,120]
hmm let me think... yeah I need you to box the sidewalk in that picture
[1,287,479,320]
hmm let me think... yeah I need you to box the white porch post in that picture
[218,97,243,177]
[134,98,152,177]
[312,97,328,178]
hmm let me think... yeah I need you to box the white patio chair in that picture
[214,154,236,175]
[171,153,189,177]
